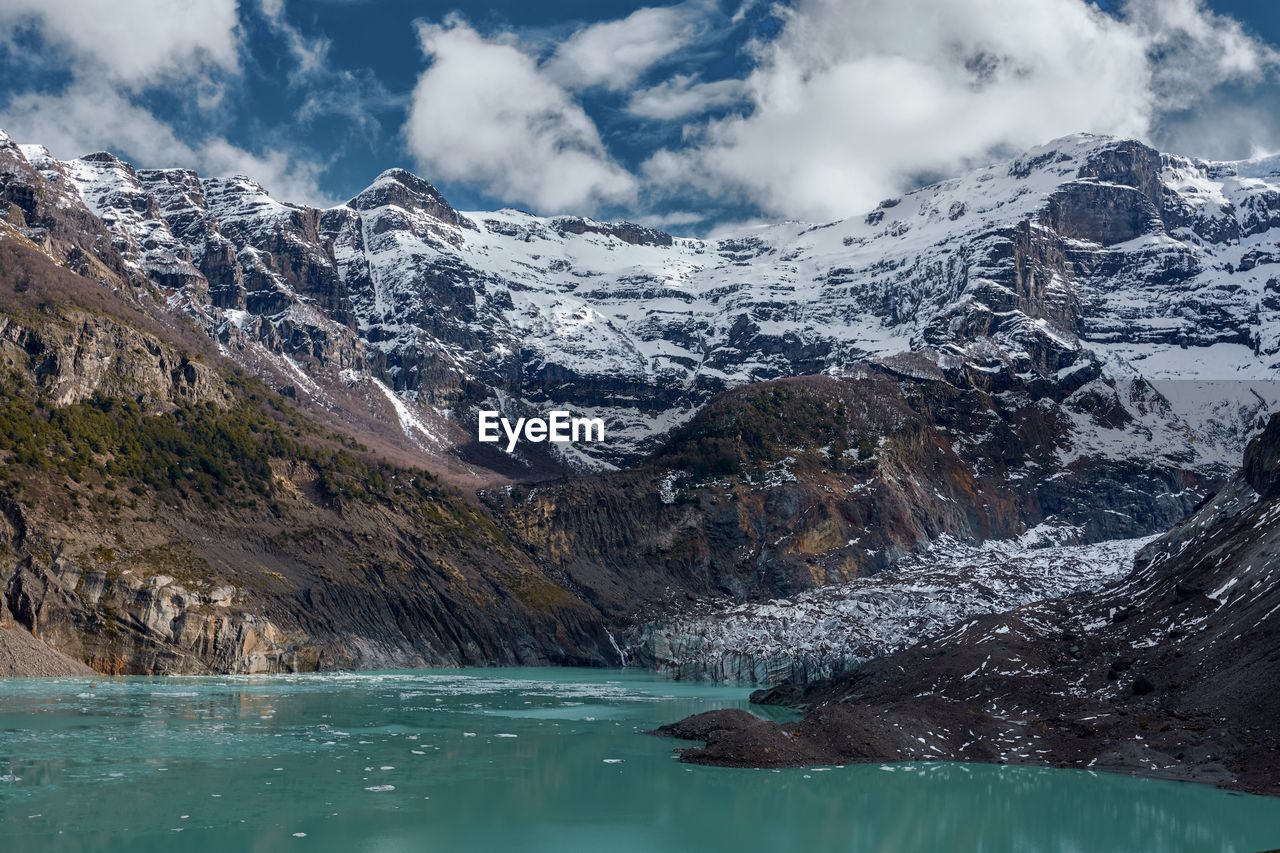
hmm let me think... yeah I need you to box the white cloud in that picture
[403,17,636,213]
[643,0,1280,222]
[544,3,709,92]
[260,0,330,78]
[258,0,399,140]
[631,209,706,231]
[1127,0,1277,107]
[1,81,335,207]
[0,0,341,207]
[0,0,240,87]
[627,74,747,120]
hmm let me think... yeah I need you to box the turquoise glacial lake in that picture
[0,668,1277,852]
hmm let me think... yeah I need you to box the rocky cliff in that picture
[488,366,1207,623]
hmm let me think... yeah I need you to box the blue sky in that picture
[2,0,1280,233]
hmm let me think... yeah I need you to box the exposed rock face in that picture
[551,216,674,247]
[1244,412,1280,495]
[656,412,1280,796]
[0,475,612,675]
[0,134,137,288]
[0,311,226,409]
[0,619,95,677]
[5,552,303,675]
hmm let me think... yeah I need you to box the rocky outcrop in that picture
[0,134,136,288]
[0,619,94,677]
[656,412,1280,796]
[5,553,305,675]
[0,311,226,409]
[1244,412,1280,496]
[551,216,674,247]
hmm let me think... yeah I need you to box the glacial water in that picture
[0,669,1277,852]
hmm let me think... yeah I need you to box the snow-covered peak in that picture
[8,128,1280,472]
[202,175,292,223]
[347,167,470,236]
[354,167,448,203]
[16,143,53,164]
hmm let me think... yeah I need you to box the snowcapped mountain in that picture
[5,129,1278,478]
[4,125,1280,680]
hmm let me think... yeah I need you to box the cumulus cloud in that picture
[0,0,340,206]
[643,0,1280,222]
[7,0,1275,225]
[544,3,710,92]
[2,81,335,207]
[627,74,747,120]
[0,0,239,86]
[403,17,636,213]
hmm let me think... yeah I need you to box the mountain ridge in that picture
[8,129,1279,479]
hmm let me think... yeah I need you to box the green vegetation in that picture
[654,383,857,479]
[0,374,438,509]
